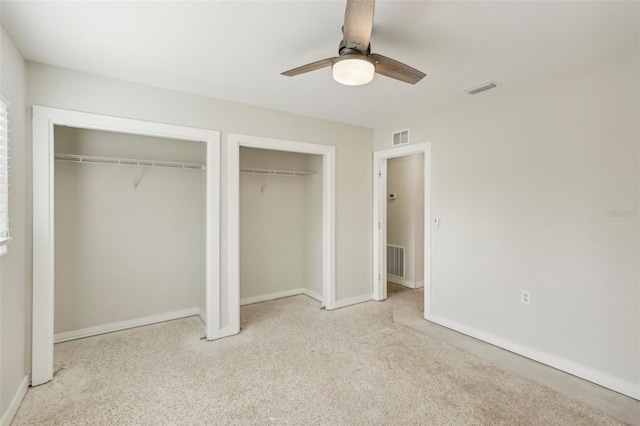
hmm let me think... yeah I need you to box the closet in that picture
[239,147,323,305]
[53,125,206,340]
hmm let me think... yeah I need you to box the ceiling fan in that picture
[281,0,425,86]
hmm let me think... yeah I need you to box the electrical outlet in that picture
[521,290,531,305]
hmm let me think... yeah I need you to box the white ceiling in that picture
[1,1,637,128]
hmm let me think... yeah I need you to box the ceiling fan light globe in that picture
[332,58,375,86]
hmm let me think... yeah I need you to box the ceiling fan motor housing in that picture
[338,40,371,56]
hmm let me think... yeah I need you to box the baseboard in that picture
[302,288,323,303]
[205,325,240,341]
[239,288,367,310]
[240,288,307,306]
[331,293,373,310]
[197,308,206,324]
[425,313,640,400]
[388,276,417,289]
[0,375,29,426]
[54,308,200,343]
[414,280,424,289]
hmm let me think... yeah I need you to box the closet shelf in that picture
[240,167,315,177]
[54,154,206,171]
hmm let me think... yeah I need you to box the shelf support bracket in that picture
[260,171,274,195]
[133,165,146,189]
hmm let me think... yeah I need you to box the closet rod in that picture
[54,154,206,170]
[240,167,315,177]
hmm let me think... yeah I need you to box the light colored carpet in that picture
[14,293,629,425]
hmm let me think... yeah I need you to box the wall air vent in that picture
[463,81,497,95]
[392,129,409,146]
[387,245,405,278]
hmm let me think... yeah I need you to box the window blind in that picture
[0,97,10,248]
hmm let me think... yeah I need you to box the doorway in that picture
[228,134,336,336]
[373,143,431,317]
[32,106,220,385]
[387,153,425,289]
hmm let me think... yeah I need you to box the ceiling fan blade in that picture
[281,58,336,77]
[343,0,375,53]
[370,53,426,84]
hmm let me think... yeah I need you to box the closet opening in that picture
[239,147,323,311]
[32,106,220,386]
[53,126,207,344]
[228,134,336,336]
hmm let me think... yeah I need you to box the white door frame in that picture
[228,134,336,333]
[32,106,220,386]
[373,143,431,316]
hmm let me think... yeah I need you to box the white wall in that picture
[387,153,424,287]
[374,55,640,392]
[53,127,205,333]
[0,24,28,420]
[26,61,372,334]
[239,148,321,300]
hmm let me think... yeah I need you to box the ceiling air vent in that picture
[463,81,497,95]
[392,129,409,146]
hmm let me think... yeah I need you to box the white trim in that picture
[204,119,221,342]
[197,308,206,324]
[387,277,425,289]
[387,276,417,289]
[206,326,240,341]
[332,293,373,309]
[0,375,29,425]
[227,137,241,335]
[238,288,324,306]
[31,108,54,386]
[0,99,11,253]
[240,288,307,306]
[32,106,220,385]
[426,313,640,400]
[53,308,200,343]
[228,133,337,338]
[373,142,431,308]
[302,288,323,302]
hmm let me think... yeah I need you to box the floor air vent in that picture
[387,245,405,278]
